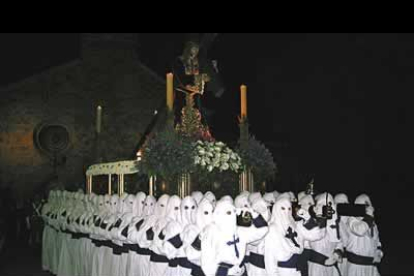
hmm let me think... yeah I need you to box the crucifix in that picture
[173,34,222,140]
[226,235,240,258]
[174,33,219,96]
[330,220,341,240]
[285,227,300,248]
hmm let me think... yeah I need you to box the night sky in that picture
[1,34,413,269]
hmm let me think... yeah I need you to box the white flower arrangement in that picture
[194,140,242,172]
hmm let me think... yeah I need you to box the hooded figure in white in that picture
[273,190,280,201]
[49,190,64,275]
[90,194,109,276]
[333,193,351,276]
[201,200,268,276]
[41,190,54,272]
[248,192,262,205]
[183,198,214,276]
[82,193,98,276]
[276,192,293,203]
[57,192,77,276]
[239,191,250,197]
[135,194,170,276]
[263,192,276,209]
[163,196,197,276]
[219,195,234,205]
[298,191,309,202]
[124,192,146,276]
[204,191,217,207]
[296,194,315,276]
[314,193,323,203]
[149,195,181,276]
[192,191,204,205]
[298,195,314,213]
[246,197,271,276]
[346,194,382,276]
[42,190,57,273]
[65,191,82,275]
[235,193,251,209]
[127,195,157,276]
[101,194,123,276]
[91,194,116,276]
[276,191,296,204]
[265,198,326,276]
[71,193,90,276]
[109,193,136,276]
[308,193,344,276]
[180,196,197,227]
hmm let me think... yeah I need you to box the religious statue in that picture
[173,33,224,98]
[306,178,315,195]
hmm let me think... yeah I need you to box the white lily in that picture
[220,163,230,171]
[194,156,201,164]
[221,154,230,162]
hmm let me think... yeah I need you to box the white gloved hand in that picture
[334,251,343,264]
[324,252,340,266]
[296,208,311,221]
[366,206,375,217]
[228,265,245,276]
[212,60,219,72]
[250,209,260,219]
[374,249,383,263]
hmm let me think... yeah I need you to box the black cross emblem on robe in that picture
[330,219,341,240]
[285,227,300,248]
[226,235,240,258]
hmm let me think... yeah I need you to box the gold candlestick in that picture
[96,105,102,134]
[166,73,174,112]
[240,85,247,119]
[149,176,154,196]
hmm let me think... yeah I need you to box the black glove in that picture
[316,217,327,228]
[303,217,319,230]
[363,215,375,228]
[114,219,122,228]
[146,228,154,240]
[237,211,253,227]
[121,226,129,238]
[135,219,144,231]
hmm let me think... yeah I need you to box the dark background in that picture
[0,33,412,274]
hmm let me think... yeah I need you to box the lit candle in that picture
[136,149,142,161]
[88,175,93,194]
[149,176,154,196]
[240,85,247,119]
[96,105,102,134]
[166,73,174,112]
